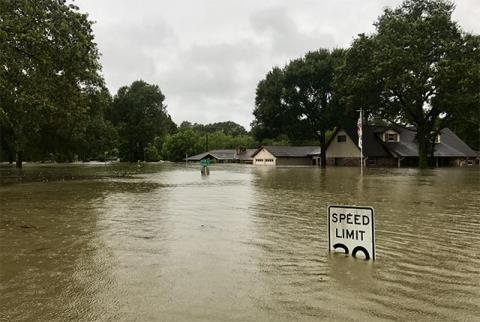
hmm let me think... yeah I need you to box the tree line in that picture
[251,0,479,168]
[0,1,268,167]
[1,0,478,168]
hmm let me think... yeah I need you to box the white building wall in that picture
[253,149,276,165]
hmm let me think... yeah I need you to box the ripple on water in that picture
[0,164,479,321]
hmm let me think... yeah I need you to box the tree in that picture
[108,80,176,162]
[251,67,288,141]
[77,89,119,161]
[203,121,247,136]
[338,0,478,168]
[180,121,247,137]
[0,0,104,167]
[161,129,202,161]
[443,34,480,152]
[252,49,345,167]
[282,49,345,167]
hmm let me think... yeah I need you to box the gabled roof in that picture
[252,146,320,158]
[237,149,257,161]
[185,149,256,161]
[383,127,477,158]
[326,127,392,158]
[327,125,476,158]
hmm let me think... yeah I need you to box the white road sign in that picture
[328,205,375,260]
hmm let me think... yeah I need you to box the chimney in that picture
[236,146,246,155]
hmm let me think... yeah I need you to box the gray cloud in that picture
[94,19,176,90]
[250,7,336,57]
[78,0,480,129]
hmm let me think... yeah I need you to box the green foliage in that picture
[446,34,480,151]
[162,129,203,161]
[160,125,255,161]
[0,0,104,166]
[144,142,161,162]
[82,93,119,161]
[258,135,291,147]
[252,49,345,166]
[180,121,247,136]
[250,67,287,141]
[337,0,478,167]
[205,131,255,150]
[108,80,177,162]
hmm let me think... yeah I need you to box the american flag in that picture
[357,110,363,149]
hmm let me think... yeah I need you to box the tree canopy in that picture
[337,0,479,167]
[251,49,346,167]
[0,0,104,166]
[107,80,176,162]
[180,121,248,137]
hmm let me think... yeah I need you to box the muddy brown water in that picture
[1,163,479,321]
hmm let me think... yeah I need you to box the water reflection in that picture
[1,181,109,321]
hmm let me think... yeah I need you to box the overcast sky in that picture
[77,0,480,129]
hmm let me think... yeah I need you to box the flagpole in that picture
[358,108,363,176]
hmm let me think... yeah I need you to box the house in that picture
[251,146,321,166]
[326,126,477,167]
[185,147,256,164]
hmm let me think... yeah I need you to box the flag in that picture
[357,110,363,149]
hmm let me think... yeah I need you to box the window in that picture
[265,159,274,163]
[435,134,441,143]
[255,159,264,163]
[337,135,347,143]
[386,133,398,142]
[368,159,377,166]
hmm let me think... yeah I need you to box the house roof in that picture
[384,127,476,158]
[329,125,476,158]
[340,127,393,158]
[185,149,256,161]
[252,146,320,158]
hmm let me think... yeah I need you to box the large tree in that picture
[161,129,202,162]
[0,0,104,167]
[108,80,176,162]
[282,49,345,167]
[338,0,479,168]
[252,49,345,167]
[76,88,119,161]
[250,67,288,142]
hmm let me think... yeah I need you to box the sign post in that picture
[328,205,375,260]
[200,159,210,176]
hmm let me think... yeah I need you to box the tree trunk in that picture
[16,151,23,168]
[417,134,429,169]
[8,150,14,164]
[319,131,326,168]
[429,140,436,167]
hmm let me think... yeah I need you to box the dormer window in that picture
[383,130,400,142]
[387,133,398,142]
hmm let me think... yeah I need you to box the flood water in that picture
[1,163,479,321]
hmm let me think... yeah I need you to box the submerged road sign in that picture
[328,205,375,260]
